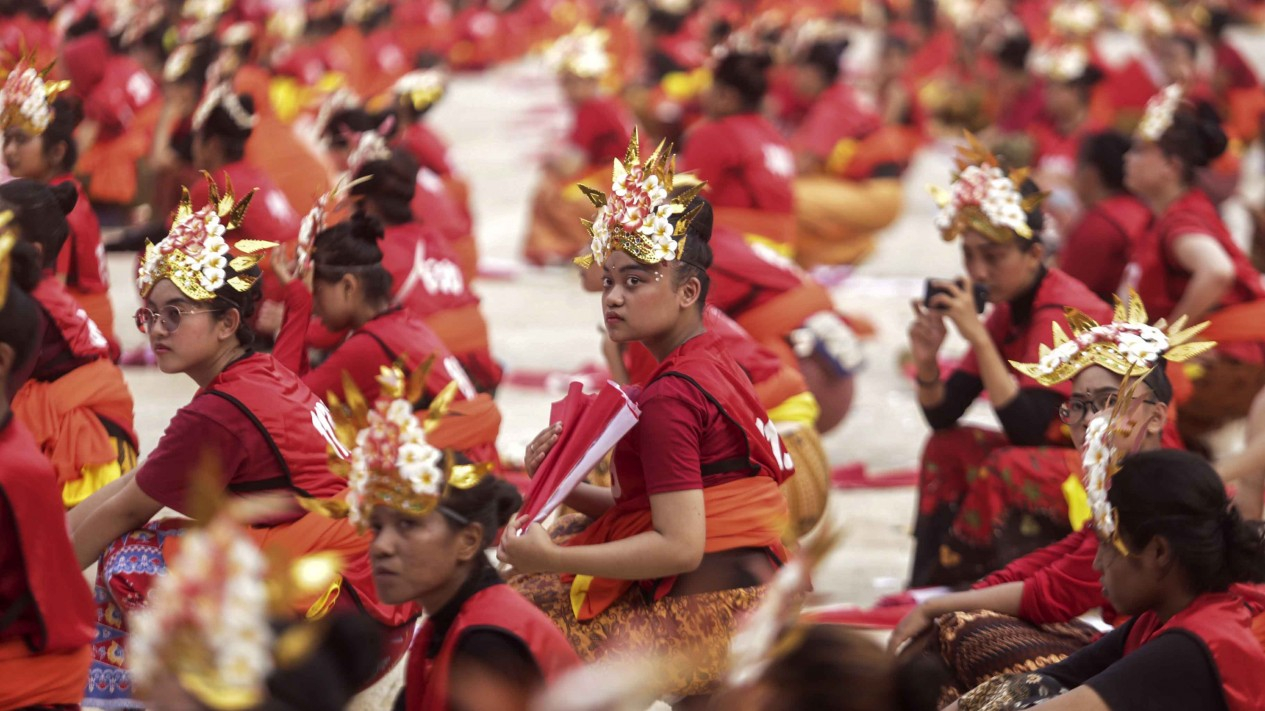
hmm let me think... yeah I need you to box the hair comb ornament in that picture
[299,360,493,530]
[575,128,705,268]
[1137,84,1183,142]
[193,83,257,132]
[1010,289,1215,387]
[138,173,276,301]
[346,116,397,180]
[929,132,1045,243]
[0,55,71,136]
[295,175,370,280]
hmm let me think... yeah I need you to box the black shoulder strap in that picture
[205,390,312,497]
[359,329,399,364]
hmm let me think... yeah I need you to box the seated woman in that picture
[349,143,502,394]
[890,293,1213,706]
[681,49,797,255]
[0,236,96,710]
[500,138,793,700]
[788,37,911,268]
[522,27,638,265]
[3,180,137,507]
[1057,131,1151,302]
[950,449,1265,711]
[65,180,416,707]
[1124,86,1265,516]
[909,138,1111,587]
[273,206,501,468]
[0,62,118,356]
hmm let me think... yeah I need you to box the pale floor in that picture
[96,26,1265,708]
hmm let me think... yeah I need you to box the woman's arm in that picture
[888,582,1024,654]
[561,482,616,520]
[930,279,1020,409]
[272,279,315,377]
[67,470,139,533]
[71,472,163,569]
[1169,233,1236,322]
[501,489,705,579]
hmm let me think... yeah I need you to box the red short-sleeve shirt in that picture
[569,96,636,167]
[680,114,795,213]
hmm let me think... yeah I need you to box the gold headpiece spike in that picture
[578,185,608,208]
[226,189,256,230]
[673,200,704,238]
[229,255,262,272]
[217,173,237,217]
[226,275,257,291]
[1168,318,1212,348]
[573,252,595,269]
[447,462,493,490]
[1049,320,1071,348]
[296,496,351,519]
[233,239,279,255]
[1125,288,1148,325]
[1165,340,1217,363]
[422,381,461,434]
[0,212,17,311]
[341,371,370,424]
[610,156,628,188]
[645,137,668,171]
[404,354,438,405]
[1064,308,1101,336]
[174,187,195,224]
[624,127,641,166]
[203,171,223,209]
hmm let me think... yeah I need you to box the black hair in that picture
[1077,130,1132,194]
[259,613,384,711]
[42,97,83,173]
[441,475,523,548]
[647,6,690,35]
[995,33,1032,72]
[752,625,919,711]
[142,227,263,347]
[1013,178,1045,251]
[671,193,713,309]
[0,240,43,374]
[0,180,77,271]
[351,148,418,226]
[0,0,51,20]
[1141,363,1174,405]
[63,11,101,40]
[713,51,773,112]
[322,108,383,149]
[197,92,256,163]
[1067,64,1104,100]
[1110,450,1265,594]
[1168,33,1199,61]
[312,212,394,303]
[797,39,849,86]
[1157,101,1228,184]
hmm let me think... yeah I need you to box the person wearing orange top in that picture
[0,237,96,711]
[681,50,797,255]
[4,180,137,509]
[522,27,638,265]
[788,37,908,268]
[502,141,792,700]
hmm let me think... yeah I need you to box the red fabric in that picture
[383,222,480,319]
[569,96,637,167]
[995,80,1046,134]
[31,276,111,361]
[134,354,346,517]
[405,584,580,710]
[60,35,158,137]
[1060,195,1152,300]
[707,226,810,315]
[1214,42,1260,92]
[1130,188,1265,324]
[0,16,56,67]
[0,417,95,653]
[680,114,795,213]
[400,122,455,177]
[50,175,108,295]
[975,528,1120,626]
[1102,59,1162,122]
[1123,591,1265,711]
[624,306,789,393]
[958,268,1112,396]
[409,166,473,245]
[790,83,882,162]
[1029,118,1103,181]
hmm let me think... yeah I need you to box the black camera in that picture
[924,278,989,314]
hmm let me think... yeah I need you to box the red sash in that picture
[404,584,580,710]
[0,418,94,653]
[32,276,111,361]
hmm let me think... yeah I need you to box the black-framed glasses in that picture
[1059,391,1158,425]
[134,305,224,334]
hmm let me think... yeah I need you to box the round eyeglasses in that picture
[1059,391,1158,425]
[134,305,224,334]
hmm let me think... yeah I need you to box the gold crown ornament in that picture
[929,133,1045,243]
[138,173,277,300]
[0,56,71,136]
[1028,42,1091,83]
[575,129,705,268]
[300,362,493,530]
[1049,0,1103,40]
[1136,83,1184,143]
[0,211,18,310]
[393,69,447,113]
[545,25,612,79]
[1010,289,1215,387]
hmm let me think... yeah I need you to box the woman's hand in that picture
[887,604,934,655]
[927,278,988,345]
[270,244,309,289]
[524,422,562,478]
[909,300,948,371]
[497,515,560,575]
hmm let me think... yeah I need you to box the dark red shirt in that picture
[382,222,480,320]
[681,113,795,213]
[50,175,108,295]
[400,122,455,177]
[1060,194,1151,301]
[790,83,881,162]
[569,96,637,167]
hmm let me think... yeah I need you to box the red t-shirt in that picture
[400,122,455,177]
[1030,118,1103,182]
[569,96,637,168]
[409,166,472,242]
[51,175,108,294]
[0,473,39,644]
[1060,194,1152,301]
[681,113,795,213]
[382,222,480,320]
[790,83,881,162]
[707,226,809,316]
[623,306,789,389]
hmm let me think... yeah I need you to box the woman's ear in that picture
[676,270,702,310]
[340,273,359,298]
[46,140,67,171]
[217,307,243,341]
[1146,402,1170,436]
[455,522,485,563]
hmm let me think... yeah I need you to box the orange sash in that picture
[565,476,789,620]
[735,282,836,366]
[424,304,492,356]
[713,207,797,249]
[1200,300,1265,345]
[0,639,90,709]
[11,358,135,485]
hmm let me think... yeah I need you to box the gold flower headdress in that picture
[0,211,18,310]
[393,69,447,113]
[138,173,276,301]
[1028,42,1091,83]
[300,362,493,530]
[575,129,705,268]
[0,56,71,136]
[545,25,612,80]
[1049,0,1103,40]
[1010,289,1215,387]
[1136,83,1184,143]
[929,133,1045,243]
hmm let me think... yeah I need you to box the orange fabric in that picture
[793,176,902,268]
[1227,88,1265,144]
[735,282,835,366]
[78,129,148,205]
[753,364,810,411]
[233,66,332,211]
[11,358,135,485]
[523,165,611,264]
[0,638,90,709]
[423,303,492,356]
[1201,300,1265,345]
[713,206,797,248]
[565,476,789,619]
[424,394,502,452]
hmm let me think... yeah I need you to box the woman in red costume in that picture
[1058,131,1152,302]
[0,59,118,357]
[682,49,796,254]
[3,180,136,508]
[66,179,416,708]
[908,138,1110,587]
[502,137,792,701]
[1124,86,1265,504]
[948,450,1265,711]
[0,229,96,709]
